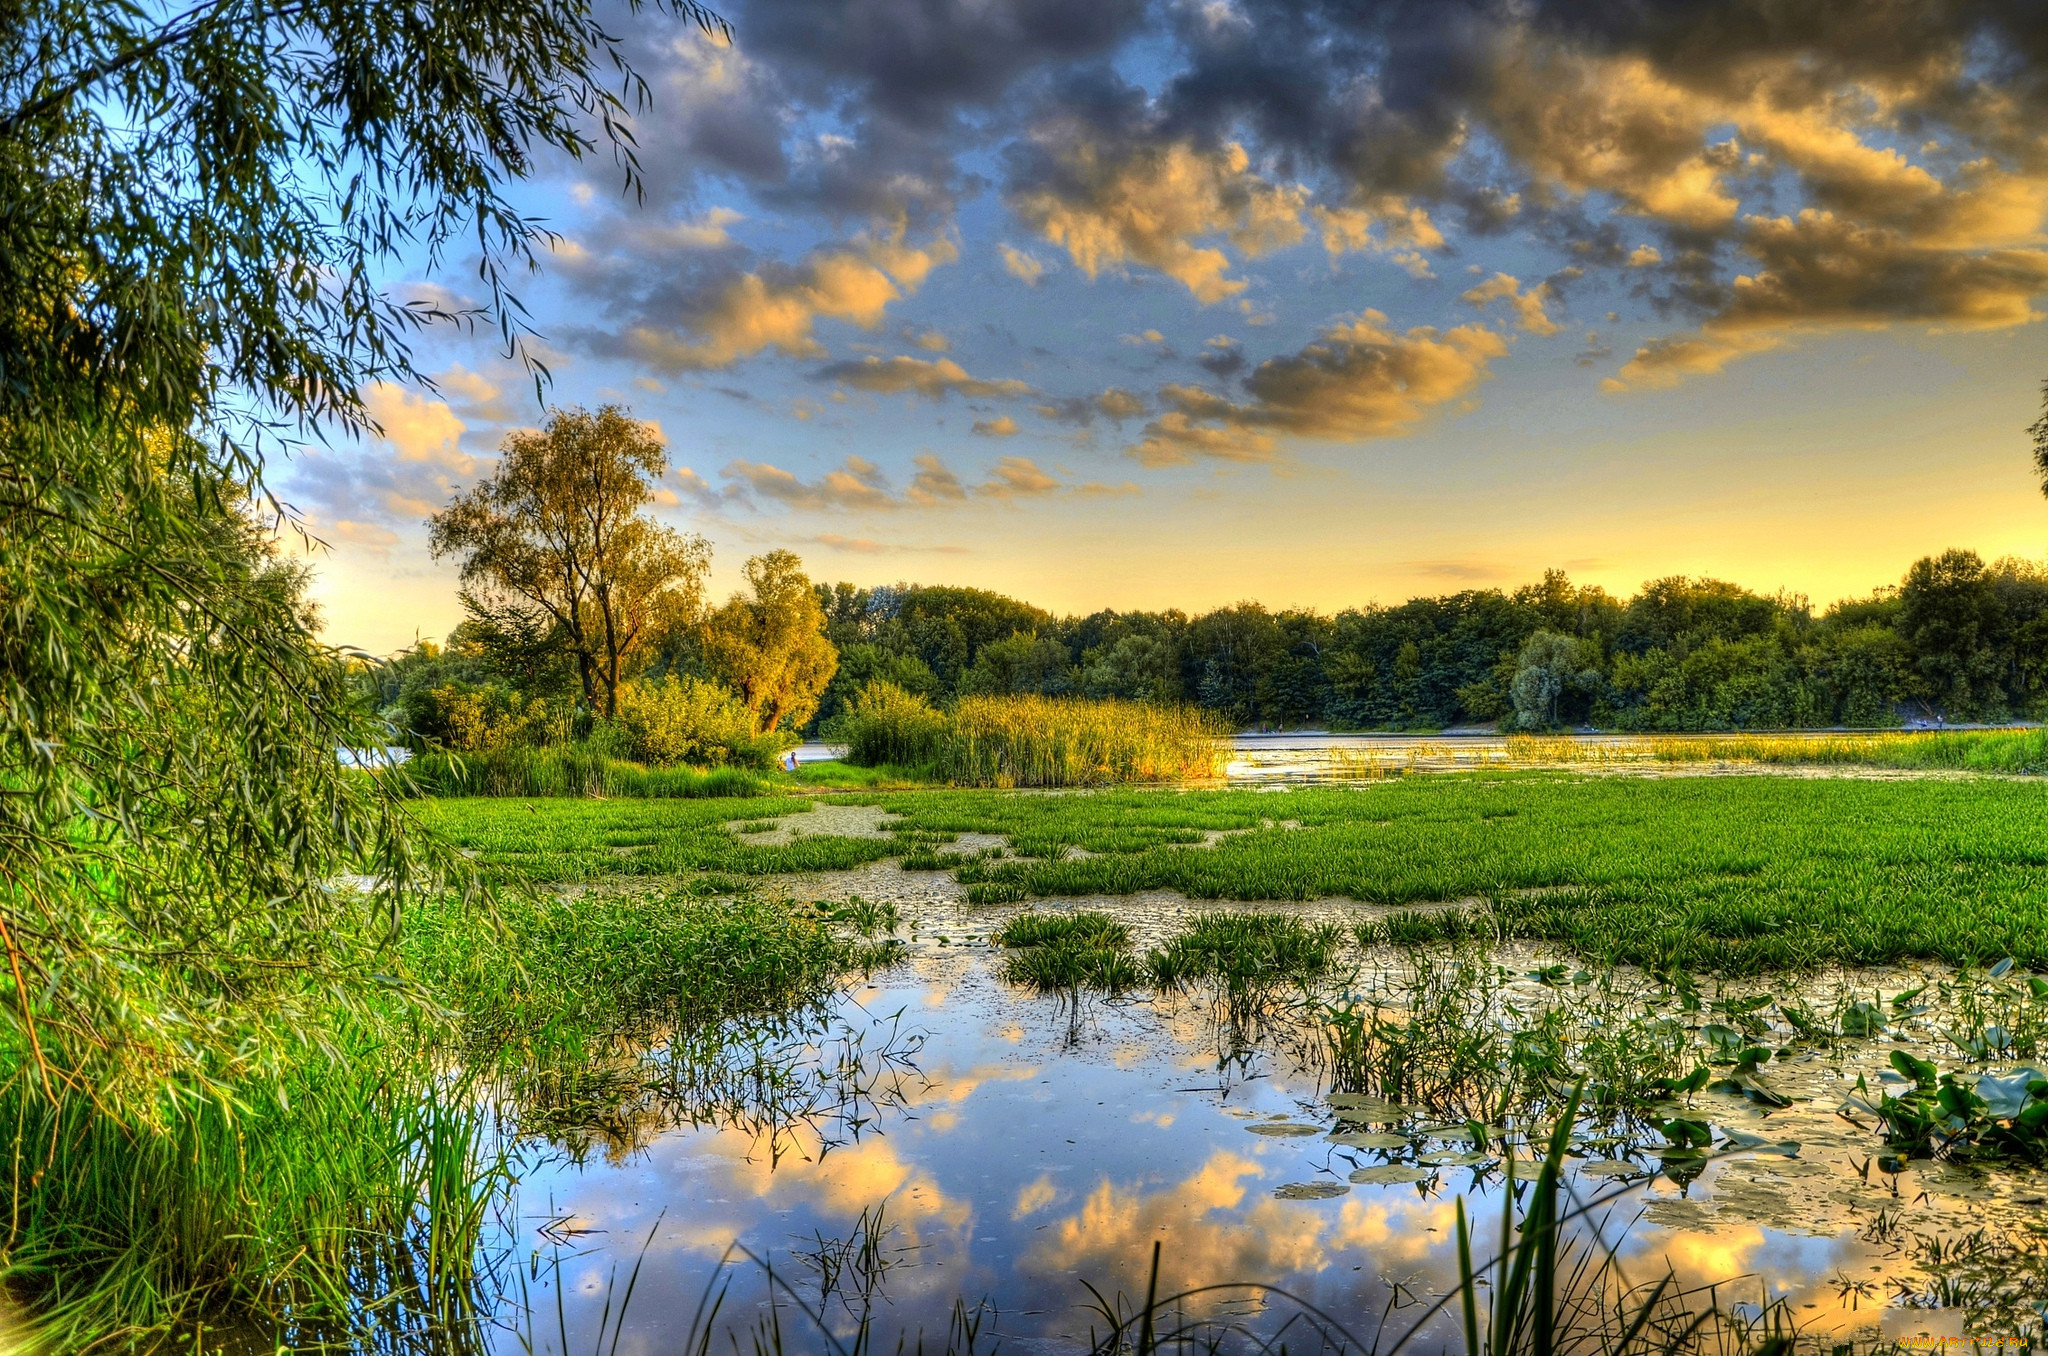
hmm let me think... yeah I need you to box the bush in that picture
[840,680,953,769]
[613,675,783,769]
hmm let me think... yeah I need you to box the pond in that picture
[467,891,2047,1355]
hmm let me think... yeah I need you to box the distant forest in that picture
[804,548,2048,733]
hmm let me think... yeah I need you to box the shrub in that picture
[613,675,785,770]
[841,680,953,769]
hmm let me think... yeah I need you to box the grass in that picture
[402,745,771,797]
[425,772,2048,973]
[839,686,1228,787]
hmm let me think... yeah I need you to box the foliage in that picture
[1508,630,1603,728]
[614,674,784,768]
[701,551,839,735]
[996,911,1139,991]
[807,549,2048,732]
[837,689,1229,787]
[440,773,2048,970]
[840,681,954,770]
[943,695,1227,787]
[429,406,710,720]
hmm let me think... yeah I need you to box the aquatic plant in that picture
[839,683,1228,787]
[1148,912,1342,989]
[998,910,1140,991]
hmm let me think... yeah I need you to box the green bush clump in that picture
[613,675,787,770]
[840,680,954,769]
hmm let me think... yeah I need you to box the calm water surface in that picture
[477,931,2038,1355]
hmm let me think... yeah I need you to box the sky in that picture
[280,0,2048,655]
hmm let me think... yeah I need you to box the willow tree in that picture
[429,405,709,721]
[702,552,840,735]
[0,0,720,1336]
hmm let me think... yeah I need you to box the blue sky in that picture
[283,0,2048,652]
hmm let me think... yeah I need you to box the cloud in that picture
[1009,125,1307,303]
[721,455,898,512]
[977,456,1060,498]
[972,415,1021,437]
[909,329,950,351]
[999,243,1048,285]
[909,454,969,505]
[1458,272,1561,336]
[815,354,1033,401]
[806,533,971,555]
[1036,387,1148,424]
[569,223,959,374]
[1126,313,1508,465]
[1122,313,1507,467]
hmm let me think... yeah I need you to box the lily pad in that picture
[1350,1164,1431,1184]
[1328,1131,1411,1149]
[1418,1150,1495,1167]
[1273,1181,1351,1200]
[1247,1122,1324,1137]
[1576,1159,1645,1178]
[1326,1094,1406,1119]
[1719,1129,1801,1157]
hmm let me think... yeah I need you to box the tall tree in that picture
[702,552,840,735]
[430,406,709,720]
[1899,549,2005,718]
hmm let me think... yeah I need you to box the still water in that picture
[477,916,2045,1355]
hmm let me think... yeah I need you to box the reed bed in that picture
[840,683,1228,787]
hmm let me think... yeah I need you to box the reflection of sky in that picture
[488,950,1898,1354]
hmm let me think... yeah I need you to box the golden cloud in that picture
[977,455,1060,498]
[1011,140,1308,304]
[621,226,959,371]
[972,415,1021,437]
[1458,272,1561,335]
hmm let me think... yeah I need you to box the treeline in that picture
[810,549,2048,732]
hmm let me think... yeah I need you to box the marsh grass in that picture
[403,745,770,798]
[997,910,1140,991]
[841,686,1228,787]
[1147,912,1342,989]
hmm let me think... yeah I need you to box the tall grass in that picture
[401,745,770,798]
[1504,727,2048,773]
[840,683,1228,787]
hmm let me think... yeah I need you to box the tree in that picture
[1510,631,1602,728]
[958,632,1076,696]
[1899,549,2005,718]
[701,552,840,735]
[430,406,710,721]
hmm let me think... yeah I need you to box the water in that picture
[473,923,2048,1354]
